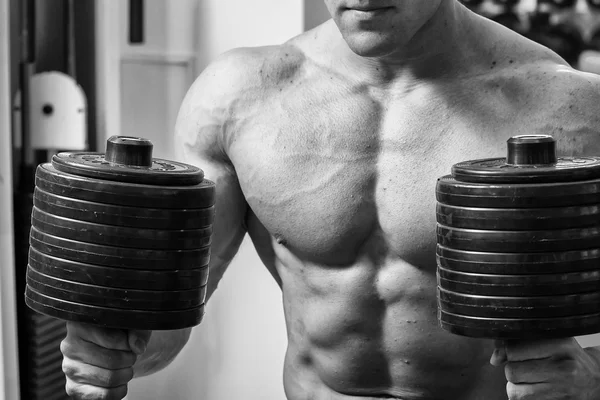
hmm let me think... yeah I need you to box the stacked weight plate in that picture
[436,135,600,339]
[25,136,215,330]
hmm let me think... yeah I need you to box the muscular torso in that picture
[219,18,599,400]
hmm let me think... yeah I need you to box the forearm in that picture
[133,327,192,378]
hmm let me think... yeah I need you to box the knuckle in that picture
[64,379,78,397]
[62,358,79,379]
[60,337,78,358]
[504,363,517,383]
[65,379,128,400]
[506,381,519,399]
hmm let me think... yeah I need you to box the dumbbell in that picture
[24,136,216,331]
[436,135,600,339]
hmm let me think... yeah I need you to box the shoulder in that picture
[182,43,307,113]
[528,64,600,156]
[174,43,307,159]
[480,58,600,155]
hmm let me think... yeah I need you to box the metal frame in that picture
[95,0,122,150]
[0,0,21,398]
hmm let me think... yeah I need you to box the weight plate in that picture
[25,286,204,330]
[31,207,212,250]
[436,175,600,208]
[451,156,600,184]
[438,309,600,339]
[437,266,600,296]
[26,268,206,310]
[33,187,214,230]
[436,202,600,230]
[29,247,209,290]
[52,152,204,186]
[436,245,600,274]
[29,227,210,270]
[36,164,215,209]
[437,224,600,253]
[27,265,206,301]
[437,287,600,318]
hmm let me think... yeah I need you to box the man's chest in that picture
[226,92,522,262]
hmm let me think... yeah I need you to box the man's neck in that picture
[323,2,475,86]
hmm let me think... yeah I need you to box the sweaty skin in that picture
[60,2,600,400]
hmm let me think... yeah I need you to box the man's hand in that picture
[490,337,600,400]
[60,322,152,400]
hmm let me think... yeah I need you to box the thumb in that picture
[490,339,507,366]
[128,330,152,355]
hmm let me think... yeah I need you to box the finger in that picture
[505,358,578,384]
[490,339,507,366]
[66,380,128,400]
[506,382,553,400]
[61,337,137,370]
[63,358,134,388]
[505,359,550,383]
[67,322,130,351]
[505,338,576,362]
[128,329,152,355]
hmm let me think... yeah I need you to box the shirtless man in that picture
[60,1,600,399]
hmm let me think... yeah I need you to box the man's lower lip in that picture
[347,7,393,16]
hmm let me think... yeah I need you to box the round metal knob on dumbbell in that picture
[24,136,215,331]
[436,135,600,339]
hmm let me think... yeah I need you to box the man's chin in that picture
[342,32,400,58]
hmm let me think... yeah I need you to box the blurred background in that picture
[0,0,600,399]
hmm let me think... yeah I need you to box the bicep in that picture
[173,73,249,298]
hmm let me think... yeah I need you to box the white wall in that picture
[304,0,330,31]
[0,0,20,399]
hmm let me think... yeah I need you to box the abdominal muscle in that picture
[266,241,507,400]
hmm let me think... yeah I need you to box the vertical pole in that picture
[0,0,21,397]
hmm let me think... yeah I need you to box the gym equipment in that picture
[436,135,600,338]
[24,135,216,331]
[35,163,215,209]
[541,0,577,8]
[33,187,214,229]
[491,11,523,33]
[436,175,600,208]
[436,245,600,274]
[526,19,585,67]
[436,203,600,230]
